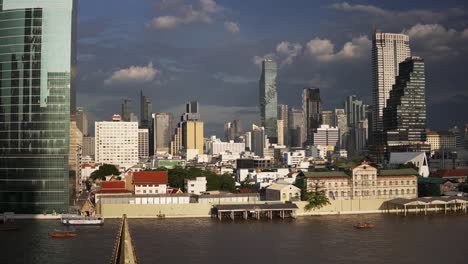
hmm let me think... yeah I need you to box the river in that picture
[1,214,467,264]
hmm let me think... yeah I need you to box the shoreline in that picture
[3,208,466,220]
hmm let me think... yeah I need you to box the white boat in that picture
[61,214,104,225]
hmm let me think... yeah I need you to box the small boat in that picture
[354,222,375,229]
[61,214,104,225]
[49,230,77,238]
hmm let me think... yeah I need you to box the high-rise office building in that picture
[259,59,278,140]
[251,124,265,157]
[312,125,340,149]
[288,108,304,148]
[171,102,204,155]
[82,136,95,159]
[121,98,132,122]
[344,95,369,156]
[277,120,285,146]
[302,88,321,146]
[95,116,139,168]
[138,128,149,159]
[448,125,462,149]
[334,109,348,150]
[140,90,152,129]
[0,0,76,213]
[372,32,411,146]
[321,110,334,126]
[225,120,242,142]
[69,117,82,201]
[76,107,88,136]
[383,57,426,147]
[277,104,289,146]
[154,112,173,154]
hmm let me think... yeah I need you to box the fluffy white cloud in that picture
[105,63,159,85]
[224,21,240,34]
[147,0,224,30]
[276,41,302,65]
[306,36,370,62]
[403,24,468,58]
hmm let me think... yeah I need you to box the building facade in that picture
[300,163,418,200]
[95,118,138,168]
[76,107,88,136]
[138,128,149,160]
[383,57,426,147]
[288,107,304,148]
[139,90,152,129]
[313,125,340,149]
[259,59,278,140]
[251,124,265,157]
[303,88,321,146]
[121,98,132,122]
[277,104,289,146]
[0,0,76,213]
[344,95,368,156]
[154,112,173,154]
[372,32,411,146]
[82,136,95,159]
[185,177,207,195]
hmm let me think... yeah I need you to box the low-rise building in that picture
[298,162,418,200]
[133,171,168,195]
[283,150,306,167]
[185,177,207,195]
[99,194,191,205]
[265,183,301,202]
[389,152,429,177]
[95,181,132,203]
[432,169,468,183]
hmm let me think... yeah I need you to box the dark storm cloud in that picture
[76,0,468,136]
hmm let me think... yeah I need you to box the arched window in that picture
[341,191,345,197]
[413,189,416,194]
[335,191,338,197]
[384,190,387,195]
[396,189,399,195]
[407,189,410,194]
[378,190,381,195]
[389,190,393,195]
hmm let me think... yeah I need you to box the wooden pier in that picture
[213,203,298,220]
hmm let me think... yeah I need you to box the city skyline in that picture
[77,0,468,137]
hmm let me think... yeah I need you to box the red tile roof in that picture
[433,169,468,178]
[100,181,126,189]
[133,171,168,185]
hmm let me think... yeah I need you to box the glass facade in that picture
[259,59,277,140]
[0,0,75,213]
[383,57,426,145]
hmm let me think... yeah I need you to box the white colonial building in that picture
[300,162,418,200]
[95,115,139,168]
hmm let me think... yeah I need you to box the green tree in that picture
[90,164,119,181]
[304,182,330,211]
[219,173,236,192]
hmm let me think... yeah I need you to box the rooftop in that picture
[301,171,349,178]
[378,169,419,177]
[133,171,168,185]
[433,169,468,178]
[100,181,126,189]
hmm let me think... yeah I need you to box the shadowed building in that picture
[302,88,321,146]
[0,0,76,213]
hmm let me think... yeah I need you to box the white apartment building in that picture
[313,125,340,149]
[206,136,245,155]
[266,183,301,202]
[185,177,207,195]
[237,168,290,188]
[95,117,139,168]
[283,150,306,167]
[138,128,149,160]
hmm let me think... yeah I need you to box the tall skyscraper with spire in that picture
[372,31,411,146]
[259,59,278,141]
[0,0,77,213]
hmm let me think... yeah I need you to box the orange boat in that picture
[49,231,77,238]
[354,223,375,229]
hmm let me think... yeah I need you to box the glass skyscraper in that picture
[0,0,76,213]
[302,88,321,146]
[383,56,426,146]
[259,59,277,141]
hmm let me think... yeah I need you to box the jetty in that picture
[388,197,468,216]
[110,214,138,264]
[213,203,298,220]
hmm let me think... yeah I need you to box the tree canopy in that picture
[161,167,236,193]
[304,182,330,211]
[90,164,119,181]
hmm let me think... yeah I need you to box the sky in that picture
[76,0,468,137]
